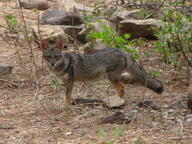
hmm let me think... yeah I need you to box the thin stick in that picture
[145,2,164,19]
[84,83,99,98]
[0,79,18,88]
[17,0,38,73]
[176,34,192,67]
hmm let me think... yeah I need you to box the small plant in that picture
[155,9,192,67]
[144,51,152,57]
[50,75,64,92]
[82,2,141,59]
[135,136,143,144]
[5,13,19,33]
[96,125,127,144]
[138,8,150,19]
[151,69,159,78]
[87,22,139,59]
[29,70,36,81]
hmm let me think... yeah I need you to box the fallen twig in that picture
[145,2,164,19]
[0,79,18,88]
[152,136,192,140]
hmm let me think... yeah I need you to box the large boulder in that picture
[40,10,82,25]
[56,0,93,13]
[32,25,69,46]
[110,9,142,23]
[19,0,49,10]
[60,25,86,43]
[118,19,162,39]
[83,39,110,53]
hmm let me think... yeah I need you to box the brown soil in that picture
[0,1,192,144]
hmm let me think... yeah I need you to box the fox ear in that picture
[56,40,65,49]
[40,40,49,50]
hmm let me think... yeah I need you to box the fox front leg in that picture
[64,74,74,107]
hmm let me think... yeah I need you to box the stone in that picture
[0,64,13,76]
[110,9,142,23]
[186,114,192,119]
[83,39,110,54]
[118,19,162,39]
[32,25,69,46]
[103,95,125,108]
[40,10,82,25]
[186,117,192,123]
[100,111,131,124]
[19,0,49,10]
[137,100,161,110]
[60,25,86,43]
[56,0,93,13]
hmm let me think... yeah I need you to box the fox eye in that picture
[54,55,61,59]
[44,55,51,59]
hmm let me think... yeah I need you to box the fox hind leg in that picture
[110,80,125,99]
[108,72,125,99]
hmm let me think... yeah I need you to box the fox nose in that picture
[50,63,54,67]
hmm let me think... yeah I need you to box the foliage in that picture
[96,125,127,144]
[86,21,140,59]
[151,69,159,78]
[138,8,150,19]
[155,9,192,67]
[50,75,64,92]
[135,136,143,144]
[5,13,19,33]
[82,2,143,59]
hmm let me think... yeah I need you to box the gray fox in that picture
[40,40,163,106]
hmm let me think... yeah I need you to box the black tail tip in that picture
[154,85,163,94]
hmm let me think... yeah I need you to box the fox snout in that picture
[50,63,55,67]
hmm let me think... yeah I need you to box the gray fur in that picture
[43,47,163,106]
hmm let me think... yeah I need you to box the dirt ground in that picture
[0,0,192,144]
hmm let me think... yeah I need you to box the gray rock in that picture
[103,95,125,108]
[0,64,13,76]
[83,39,110,54]
[40,10,82,25]
[56,0,93,13]
[186,114,192,119]
[118,19,162,39]
[19,0,49,10]
[162,109,177,120]
[32,25,69,46]
[60,25,86,43]
[110,9,142,23]
[186,118,192,123]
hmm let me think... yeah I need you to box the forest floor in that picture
[0,0,192,144]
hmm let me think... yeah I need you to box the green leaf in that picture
[124,33,131,39]
[111,126,127,137]
[98,128,107,138]
[6,14,13,19]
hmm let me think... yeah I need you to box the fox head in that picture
[40,40,70,70]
